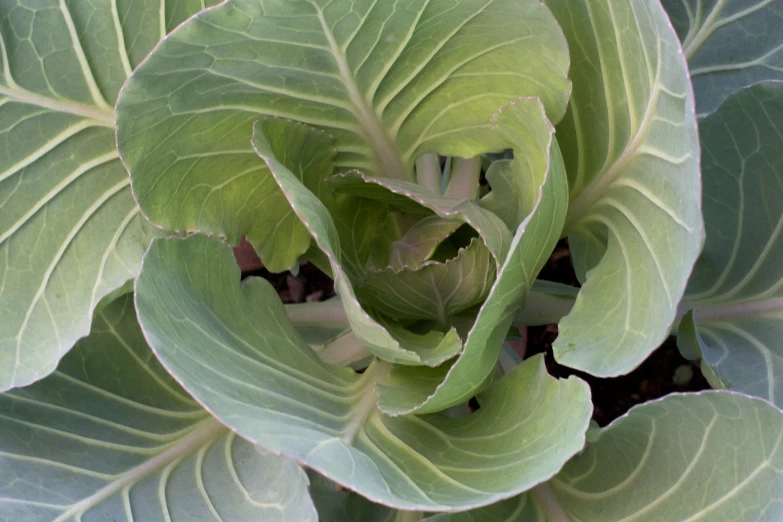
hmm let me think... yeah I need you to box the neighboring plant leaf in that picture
[550,391,783,521]
[134,234,593,511]
[0,294,316,521]
[663,0,783,117]
[378,98,569,415]
[253,118,460,366]
[544,0,704,377]
[0,0,217,390]
[678,82,783,407]
[115,0,572,270]
[359,238,496,323]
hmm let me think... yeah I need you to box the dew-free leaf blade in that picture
[544,0,704,377]
[0,294,317,521]
[134,234,592,511]
[663,0,783,117]
[359,237,496,323]
[550,391,783,521]
[253,118,460,366]
[115,0,572,271]
[378,98,569,415]
[0,0,218,390]
[678,81,783,407]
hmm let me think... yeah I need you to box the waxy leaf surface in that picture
[134,234,592,511]
[551,391,783,521]
[663,0,783,116]
[545,0,704,376]
[0,0,218,390]
[253,118,461,367]
[115,0,571,272]
[679,82,783,407]
[0,295,316,521]
[376,98,569,414]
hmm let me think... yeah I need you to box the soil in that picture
[238,237,710,427]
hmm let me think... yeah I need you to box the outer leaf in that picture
[544,0,704,376]
[663,0,783,117]
[253,118,460,366]
[378,98,569,415]
[678,82,783,406]
[0,295,316,521]
[115,0,571,270]
[359,238,496,323]
[0,0,217,390]
[550,391,783,521]
[134,234,593,511]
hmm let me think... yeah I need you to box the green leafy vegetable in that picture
[115,0,571,273]
[0,295,316,521]
[3,0,782,518]
[134,231,592,511]
[678,81,783,407]
[663,0,783,117]
[0,0,221,390]
[544,0,704,376]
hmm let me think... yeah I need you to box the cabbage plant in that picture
[1,0,782,519]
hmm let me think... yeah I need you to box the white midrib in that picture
[531,483,576,522]
[312,6,410,182]
[341,361,389,444]
[0,84,114,127]
[564,43,665,229]
[52,417,224,521]
[689,297,783,323]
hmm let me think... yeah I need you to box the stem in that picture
[284,300,349,329]
[341,359,390,443]
[415,153,442,193]
[531,483,573,522]
[314,331,372,367]
[445,156,481,199]
[514,288,577,326]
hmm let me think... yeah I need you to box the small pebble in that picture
[673,364,694,386]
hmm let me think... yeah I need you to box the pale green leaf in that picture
[253,118,460,366]
[134,234,593,511]
[0,0,217,391]
[115,0,571,270]
[545,0,704,377]
[389,216,462,271]
[0,294,316,522]
[328,171,513,264]
[663,0,783,117]
[678,82,783,407]
[551,391,783,521]
[378,98,569,415]
[359,238,496,323]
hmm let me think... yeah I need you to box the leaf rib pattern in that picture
[679,82,783,407]
[663,0,783,116]
[115,0,571,272]
[0,294,317,521]
[0,0,223,390]
[544,0,703,377]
